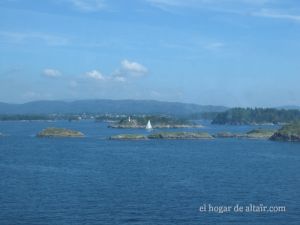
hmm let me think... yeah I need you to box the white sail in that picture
[146,120,152,129]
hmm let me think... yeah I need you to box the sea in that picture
[0,120,299,225]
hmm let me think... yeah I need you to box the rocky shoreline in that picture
[270,123,300,142]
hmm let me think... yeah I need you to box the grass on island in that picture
[37,127,84,138]
[213,129,277,139]
[246,129,276,139]
[276,123,300,136]
[213,132,239,138]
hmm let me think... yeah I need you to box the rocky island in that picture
[109,131,213,140]
[245,129,276,139]
[213,132,241,138]
[108,129,279,141]
[109,134,147,140]
[270,123,300,142]
[37,127,84,138]
[108,116,201,129]
[148,132,213,140]
[213,129,276,139]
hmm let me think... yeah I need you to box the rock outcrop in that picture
[270,123,300,142]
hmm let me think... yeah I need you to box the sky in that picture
[0,0,300,107]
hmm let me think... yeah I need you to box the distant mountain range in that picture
[0,100,228,115]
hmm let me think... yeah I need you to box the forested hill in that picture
[0,100,227,115]
[212,108,300,125]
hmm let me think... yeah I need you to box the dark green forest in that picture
[212,108,300,125]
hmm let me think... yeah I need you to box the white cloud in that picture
[84,60,148,84]
[42,69,62,78]
[253,9,300,22]
[121,59,148,76]
[68,0,106,12]
[86,70,105,80]
[146,0,275,15]
[85,69,127,82]
[146,0,270,8]
[146,0,300,24]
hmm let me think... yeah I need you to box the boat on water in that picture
[146,120,152,130]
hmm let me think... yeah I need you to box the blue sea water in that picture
[0,121,299,225]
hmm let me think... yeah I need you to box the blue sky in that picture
[0,0,300,106]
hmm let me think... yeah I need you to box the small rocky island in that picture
[270,123,300,142]
[245,129,276,139]
[37,127,84,138]
[108,116,201,129]
[213,129,276,139]
[213,132,242,138]
[109,129,279,141]
[109,134,147,140]
[109,132,213,140]
[148,132,213,140]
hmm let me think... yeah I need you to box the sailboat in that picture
[146,120,152,130]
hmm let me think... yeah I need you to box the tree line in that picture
[212,108,300,125]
